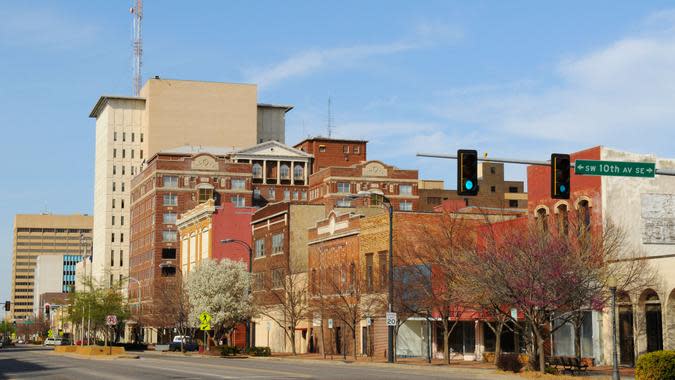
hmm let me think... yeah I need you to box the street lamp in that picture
[608,276,620,380]
[346,190,395,363]
[127,277,142,343]
[221,238,253,350]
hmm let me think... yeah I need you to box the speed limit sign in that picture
[386,312,397,326]
[106,315,118,326]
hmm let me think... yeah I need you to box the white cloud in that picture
[246,22,462,88]
[431,11,675,155]
[0,7,99,49]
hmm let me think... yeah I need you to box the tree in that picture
[185,259,253,347]
[150,273,192,350]
[255,261,309,355]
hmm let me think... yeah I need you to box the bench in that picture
[545,356,590,374]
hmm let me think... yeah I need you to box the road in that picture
[0,345,520,380]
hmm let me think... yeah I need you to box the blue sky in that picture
[2,1,675,312]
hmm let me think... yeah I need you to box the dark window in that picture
[366,254,374,292]
[162,248,177,260]
[509,186,518,193]
[509,200,519,208]
[378,252,387,290]
[490,167,496,174]
[161,266,176,277]
[490,186,496,193]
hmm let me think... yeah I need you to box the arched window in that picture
[578,200,591,234]
[536,207,548,232]
[557,203,569,236]
[280,164,290,179]
[642,290,663,352]
[252,163,262,178]
[294,164,304,179]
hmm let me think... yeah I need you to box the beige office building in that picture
[9,214,92,321]
[89,78,290,288]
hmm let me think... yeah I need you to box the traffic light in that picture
[4,301,9,312]
[551,153,571,199]
[457,149,479,196]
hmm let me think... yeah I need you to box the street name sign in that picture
[386,312,397,326]
[575,160,655,178]
[106,315,117,326]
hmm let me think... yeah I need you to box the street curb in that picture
[49,351,137,360]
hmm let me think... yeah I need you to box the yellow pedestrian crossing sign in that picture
[47,329,53,338]
[199,311,212,331]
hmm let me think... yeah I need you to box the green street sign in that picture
[575,159,655,178]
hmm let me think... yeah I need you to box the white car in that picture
[43,338,63,346]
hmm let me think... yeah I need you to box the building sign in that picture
[641,193,675,245]
[362,162,388,177]
[575,159,655,178]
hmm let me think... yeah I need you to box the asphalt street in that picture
[0,345,521,380]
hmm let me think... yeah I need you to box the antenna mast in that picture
[327,96,333,138]
[130,0,143,96]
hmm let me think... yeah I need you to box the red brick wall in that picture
[295,138,367,173]
[211,203,256,269]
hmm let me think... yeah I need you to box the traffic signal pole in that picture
[416,152,675,176]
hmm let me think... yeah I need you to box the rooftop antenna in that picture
[130,0,143,96]
[327,96,334,138]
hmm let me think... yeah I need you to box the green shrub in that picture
[220,345,241,357]
[246,346,272,357]
[636,350,675,380]
[496,353,524,373]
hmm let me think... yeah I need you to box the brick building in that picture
[294,137,367,173]
[129,150,252,343]
[249,202,325,353]
[230,141,312,207]
[308,160,419,211]
[527,146,675,365]
[418,162,527,212]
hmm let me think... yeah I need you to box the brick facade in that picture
[294,137,367,173]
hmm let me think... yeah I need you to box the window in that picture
[319,145,326,153]
[272,233,284,254]
[131,150,134,159]
[163,176,179,188]
[162,230,177,242]
[292,191,299,200]
[161,248,177,259]
[343,145,349,154]
[113,165,116,175]
[253,273,264,290]
[140,150,143,159]
[122,166,125,175]
[509,200,519,208]
[112,182,116,192]
[399,201,412,211]
[293,165,303,179]
[366,253,374,292]
[111,233,115,243]
[120,233,124,243]
[199,188,213,203]
[578,200,591,234]
[140,133,144,142]
[121,199,125,209]
[301,191,307,201]
[268,187,276,199]
[161,266,176,277]
[131,133,135,142]
[163,194,177,206]
[255,239,265,258]
[272,269,284,289]
[113,132,117,141]
[399,185,412,196]
[490,166,496,174]
[253,188,261,199]
[122,132,126,142]
[354,146,360,154]
[283,189,290,201]
[231,179,246,190]
[490,186,496,193]
[509,186,519,193]
[337,182,350,193]
[252,163,262,178]
[131,166,134,175]
[112,199,116,208]
[336,199,351,207]
[113,149,117,158]
[280,164,290,179]
[427,197,441,205]
[163,213,176,224]
[121,182,125,192]
[122,149,125,158]
[111,250,115,267]
[536,208,548,232]
[379,252,387,290]
[111,216,115,225]
[110,274,114,287]
[231,195,245,208]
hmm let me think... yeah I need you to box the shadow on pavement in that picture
[0,357,50,380]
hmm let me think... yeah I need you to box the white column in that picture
[291,161,295,185]
[263,161,267,183]
[304,161,309,183]
[277,160,281,185]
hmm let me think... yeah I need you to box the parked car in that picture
[43,338,63,346]
[168,336,199,352]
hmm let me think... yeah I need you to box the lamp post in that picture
[608,276,620,380]
[128,277,142,343]
[346,190,395,363]
[221,238,253,350]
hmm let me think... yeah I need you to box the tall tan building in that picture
[89,78,291,287]
[9,214,92,321]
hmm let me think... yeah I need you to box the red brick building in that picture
[308,160,419,211]
[129,151,252,343]
[294,137,367,173]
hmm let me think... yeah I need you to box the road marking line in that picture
[137,357,312,378]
